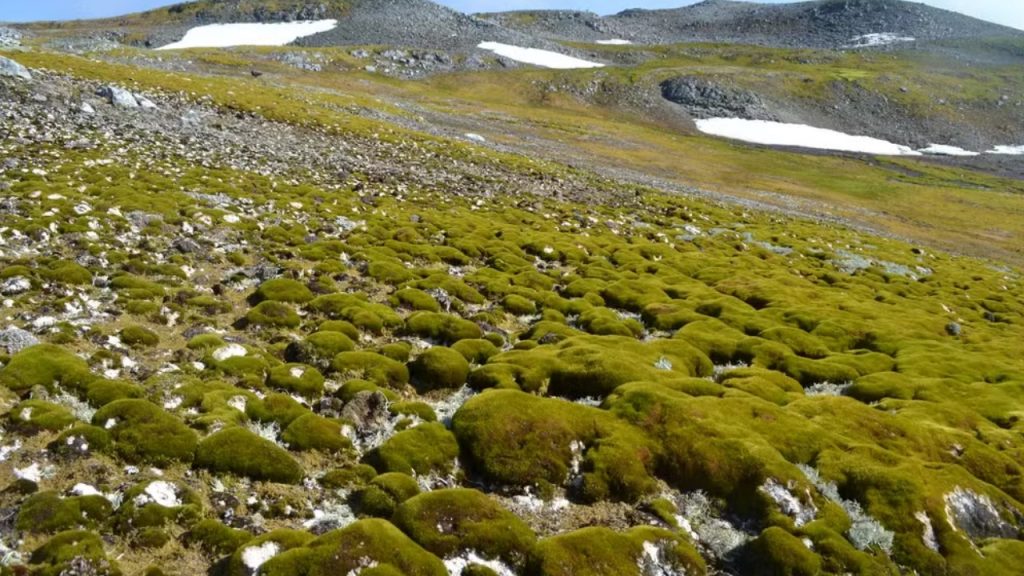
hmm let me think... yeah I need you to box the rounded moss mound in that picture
[17,491,111,534]
[260,519,446,576]
[365,422,459,476]
[185,519,253,556]
[351,473,421,518]
[252,278,314,304]
[195,427,303,483]
[409,347,470,392]
[530,526,704,576]
[282,413,351,453]
[503,294,537,316]
[119,325,159,348]
[286,331,355,369]
[267,363,325,398]
[92,399,197,465]
[451,339,500,364]
[0,344,94,393]
[247,301,301,328]
[742,527,821,576]
[333,351,409,388]
[405,312,483,345]
[393,488,536,565]
[394,288,441,312]
[10,400,76,433]
[30,530,120,576]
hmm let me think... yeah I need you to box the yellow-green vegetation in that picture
[2,30,1024,576]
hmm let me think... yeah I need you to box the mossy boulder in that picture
[351,473,421,518]
[30,530,121,576]
[0,344,94,393]
[267,363,325,398]
[92,399,197,465]
[365,422,459,476]
[282,413,352,453]
[742,527,821,576]
[119,325,160,348]
[530,526,704,576]
[195,427,303,483]
[394,489,536,565]
[260,519,446,576]
[333,351,409,388]
[451,339,500,364]
[286,331,355,369]
[185,519,253,556]
[247,301,301,328]
[10,400,76,432]
[409,347,470,392]
[252,278,314,304]
[394,288,441,312]
[16,491,112,534]
[405,312,483,345]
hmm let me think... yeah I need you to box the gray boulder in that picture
[0,27,21,47]
[0,56,31,81]
[97,85,139,108]
[0,327,39,354]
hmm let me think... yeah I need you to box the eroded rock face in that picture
[0,56,31,81]
[944,487,1019,541]
[660,76,773,120]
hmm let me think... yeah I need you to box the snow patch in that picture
[847,33,916,47]
[988,145,1024,155]
[919,144,979,157]
[14,463,42,482]
[443,550,516,576]
[695,118,921,156]
[135,480,181,508]
[478,42,604,69]
[596,39,633,45]
[158,20,338,50]
[213,343,247,361]
[241,541,281,571]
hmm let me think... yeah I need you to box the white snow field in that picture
[157,20,338,50]
[596,39,633,45]
[919,144,980,157]
[694,118,921,156]
[988,145,1024,155]
[847,33,916,48]
[477,42,604,69]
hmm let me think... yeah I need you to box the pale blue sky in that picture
[1,0,1021,30]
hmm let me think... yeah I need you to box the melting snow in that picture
[242,541,281,571]
[596,39,633,45]
[847,33,916,47]
[920,144,979,157]
[213,343,247,361]
[989,145,1024,155]
[477,42,604,69]
[136,481,181,508]
[695,118,921,156]
[443,551,516,576]
[14,463,42,482]
[158,20,338,50]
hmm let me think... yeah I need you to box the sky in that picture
[0,0,1021,30]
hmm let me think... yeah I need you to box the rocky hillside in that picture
[1,1,1024,575]
[485,0,1024,48]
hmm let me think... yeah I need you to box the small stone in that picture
[97,85,139,108]
[945,322,962,336]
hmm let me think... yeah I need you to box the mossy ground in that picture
[0,38,1023,576]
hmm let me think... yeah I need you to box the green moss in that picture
[287,331,355,369]
[368,260,415,285]
[378,341,412,362]
[227,529,316,576]
[30,530,120,576]
[187,333,226,350]
[51,424,111,456]
[92,399,197,465]
[405,312,483,345]
[267,363,325,398]
[16,491,111,533]
[252,278,314,304]
[85,379,144,406]
[10,400,76,432]
[282,413,352,453]
[320,464,379,490]
[530,526,704,576]
[394,488,536,565]
[119,325,160,348]
[743,527,821,576]
[0,344,95,393]
[452,339,500,364]
[394,288,441,312]
[502,294,537,316]
[247,300,301,328]
[260,519,445,575]
[365,422,459,476]
[333,351,410,388]
[409,347,471,392]
[352,473,422,518]
[185,519,253,555]
[195,427,304,483]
